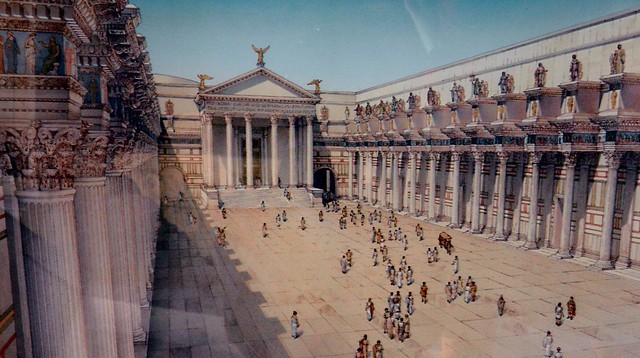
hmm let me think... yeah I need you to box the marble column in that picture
[202,114,214,187]
[15,189,88,357]
[106,171,136,358]
[617,160,637,268]
[409,152,417,214]
[245,114,253,188]
[558,153,578,258]
[596,151,622,269]
[366,151,373,203]
[524,152,543,249]
[306,116,314,187]
[270,115,279,187]
[379,153,387,207]
[225,114,234,188]
[450,152,462,228]
[428,153,439,221]
[74,176,118,357]
[122,170,147,343]
[470,151,484,233]
[132,163,151,306]
[392,152,400,210]
[358,152,364,201]
[346,151,353,199]
[288,117,296,186]
[493,152,510,240]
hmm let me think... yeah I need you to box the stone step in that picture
[217,188,313,208]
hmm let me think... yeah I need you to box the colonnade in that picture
[345,147,632,269]
[1,123,160,357]
[201,113,314,188]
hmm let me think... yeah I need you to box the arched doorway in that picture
[313,168,337,195]
[160,166,189,199]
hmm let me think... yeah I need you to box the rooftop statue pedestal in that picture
[522,87,563,124]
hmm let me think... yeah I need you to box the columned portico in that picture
[558,153,578,257]
[428,153,439,221]
[596,151,622,269]
[450,152,462,228]
[348,151,354,199]
[493,152,510,240]
[379,152,387,206]
[392,152,401,210]
[358,152,364,201]
[471,151,484,233]
[409,152,417,214]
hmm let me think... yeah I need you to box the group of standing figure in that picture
[1,32,61,75]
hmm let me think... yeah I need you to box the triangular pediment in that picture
[200,67,318,99]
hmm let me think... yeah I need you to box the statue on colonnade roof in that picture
[534,63,547,87]
[252,44,270,67]
[610,44,626,74]
[569,54,583,81]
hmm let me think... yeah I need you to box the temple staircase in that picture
[216,187,314,208]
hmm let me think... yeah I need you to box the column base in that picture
[133,327,147,344]
[615,257,630,269]
[556,250,572,259]
[594,259,614,270]
[490,234,506,241]
[448,222,461,229]
[523,241,538,250]
[140,297,150,309]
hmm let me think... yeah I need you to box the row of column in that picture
[346,149,626,268]
[202,114,315,188]
[3,135,160,357]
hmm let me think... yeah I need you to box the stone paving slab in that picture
[147,201,640,357]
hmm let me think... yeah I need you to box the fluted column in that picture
[15,189,88,357]
[201,114,214,187]
[392,152,400,210]
[379,153,387,207]
[367,151,374,202]
[409,152,417,214]
[288,116,296,186]
[306,116,314,187]
[428,152,439,221]
[122,169,147,343]
[524,152,543,249]
[106,171,135,358]
[558,153,578,257]
[74,176,118,357]
[493,152,510,240]
[270,115,279,187]
[470,151,484,233]
[347,150,354,199]
[225,114,234,187]
[358,152,364,201]
[132,161,151,305]
[244,114,254,188]
[596,151,622,269]
[617,159,637,268]
[450,152,462,227]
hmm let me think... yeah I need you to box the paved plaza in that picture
[148,200,640,357]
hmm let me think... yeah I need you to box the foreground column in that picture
[392,153,400,210]
[16,189,88,357]
[288,117,296,186]
[74,176,118,357]
[202,114,214,187]
[106,171,135,358]
[225,114,234,187]
[379,152,387,207]
[558,153,577,257]
[617,160,637,268]
[358,152,364,201]
[409,152,417,214]
[493,152,509,240]
[306,116,314,187]
[524,152,542,249]
[367,151,374,202]
[596,151,622,269]
[270,115,279,187]
[245,114,254,188]
[450,152,462,227]
[470,151,483,233]
[347,150,354,199]
[428,152,439,221]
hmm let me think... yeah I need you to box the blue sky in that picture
[135,0,638,92]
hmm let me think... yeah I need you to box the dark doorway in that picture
[314,168,337,194]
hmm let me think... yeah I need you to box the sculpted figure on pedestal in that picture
[450,82,459,102]
[427,87,441,106]
[365,102,373,116]
[498,72,514,94]
[197,74,213,90]
[252,44,270,67]
[408,92,416,110]
[391,96,398,113]
[534,62,547,87]
[307,79,322,95]
[610,44,625,74]
[355,104,364,117]
[569,54,583,81]
[39,36,61,75]
[397,98,406,113]
[344,106,350,120]
[376,100,386,116]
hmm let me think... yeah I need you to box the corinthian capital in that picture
[73,134,109,177]
[0,120,84,190]
[604,151,622,170]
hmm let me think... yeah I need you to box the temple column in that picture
[392,152,400,210]
[367,151,374,202]
[408,152,417,215]
[288,117,296,186]
[122,169,147,343]
[358,152,364,201]
[245,114,254,188]
[379,153,387,207]
[524,152,543,249]
[106,170,135,358]
[596,151,622,269]
[15,188,89,357]
[74,176,118,357]
[558,153,578,258]
[347,151,354,199]
[493,152,510,240]
[270,115,279,187]
[132,161,151,305]
[201,113,214,187]
[225,114,234,188]
[617,159,637,268]
[306,116,314,187]
[471,151,484,233]
[428,152,439,221]
[450,152,462,227]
